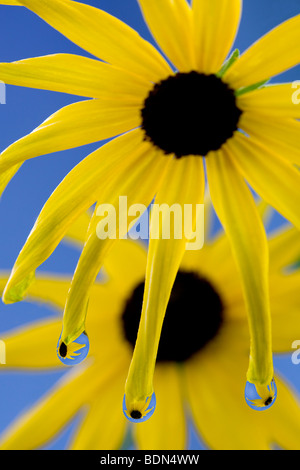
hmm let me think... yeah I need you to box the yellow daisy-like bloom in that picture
[1,210,300,450]
[1,0,300,414]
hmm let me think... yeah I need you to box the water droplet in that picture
[245,378,277,411]
[56,331,90,366]
[123,392,156,423]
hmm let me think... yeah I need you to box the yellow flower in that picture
[1,0,300,413]
[1,209,300,450]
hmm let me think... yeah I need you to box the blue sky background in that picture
[0,0,300,450]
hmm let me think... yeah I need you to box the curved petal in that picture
[225,14,300,89]
[2,129,148,304]
[60,147,171,345]
[192,0,242,73]
[17,0,171,81]
[206,147,273,388]
[237,84,300,119]
[0,100,140,173]
[135,364,186,450]
[0,272,70,311]
[227,132,300,231]
[63,210,92,249]
[0,164,21,197]
[125,157,205,417]
[0,54,150,101]
[138,0,196,71]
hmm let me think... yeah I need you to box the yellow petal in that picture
[240,112,300,167]
[2,129,147,304]
[70,366,128,450]
[138,0,196,71]
[185,345,269,449]
[104,240,147,298]
[63,210,92,249]
[225,14,300,89]
[0,53,150,101]
[135,364,186,450]
[269,225,300,272]
[0,1,20,4]
[237,83,300,119]
[266,375,300,450]
[185,339,300,450]
[0,164,21,197]
[18,0,171,82]
[228,132,300,231]
[0,318,61,368]
[192,0,242,73]
[61,146,171,345]
[0,99,140,173]
[125,156,205,417]
[270,275,300,353]
[0,360,118,450]
[206,146,273,387]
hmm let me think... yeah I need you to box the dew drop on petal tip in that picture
[122,392,156,423]
[245,378,277,411]
[56,331,90,366]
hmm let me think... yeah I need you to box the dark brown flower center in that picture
[141,72,242,158]
[122,270,224,363]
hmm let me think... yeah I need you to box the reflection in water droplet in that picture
[123,392,156,423]
[245,378,277,411]
[56,331,90,366]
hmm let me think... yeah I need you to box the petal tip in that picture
[2,270,35,304]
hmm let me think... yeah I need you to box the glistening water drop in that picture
[123,392,156,423]
[56,331,90,366]
[245,378,277,411]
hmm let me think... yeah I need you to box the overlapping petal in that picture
[0,54,150,101]
[228,132,300,231]
[237,84,300,119]
[185,338,300,450]
[0,99,140,173]
[70,368,128,450]
[192,0,242,73]
[225,14,300,88]
[60,147,171,345]
[135,364,186,450]
[138,0,195,71]
[16,0,171,81]
[240,112,300,167]
[0,360,120,450]
[2,129,149,304]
